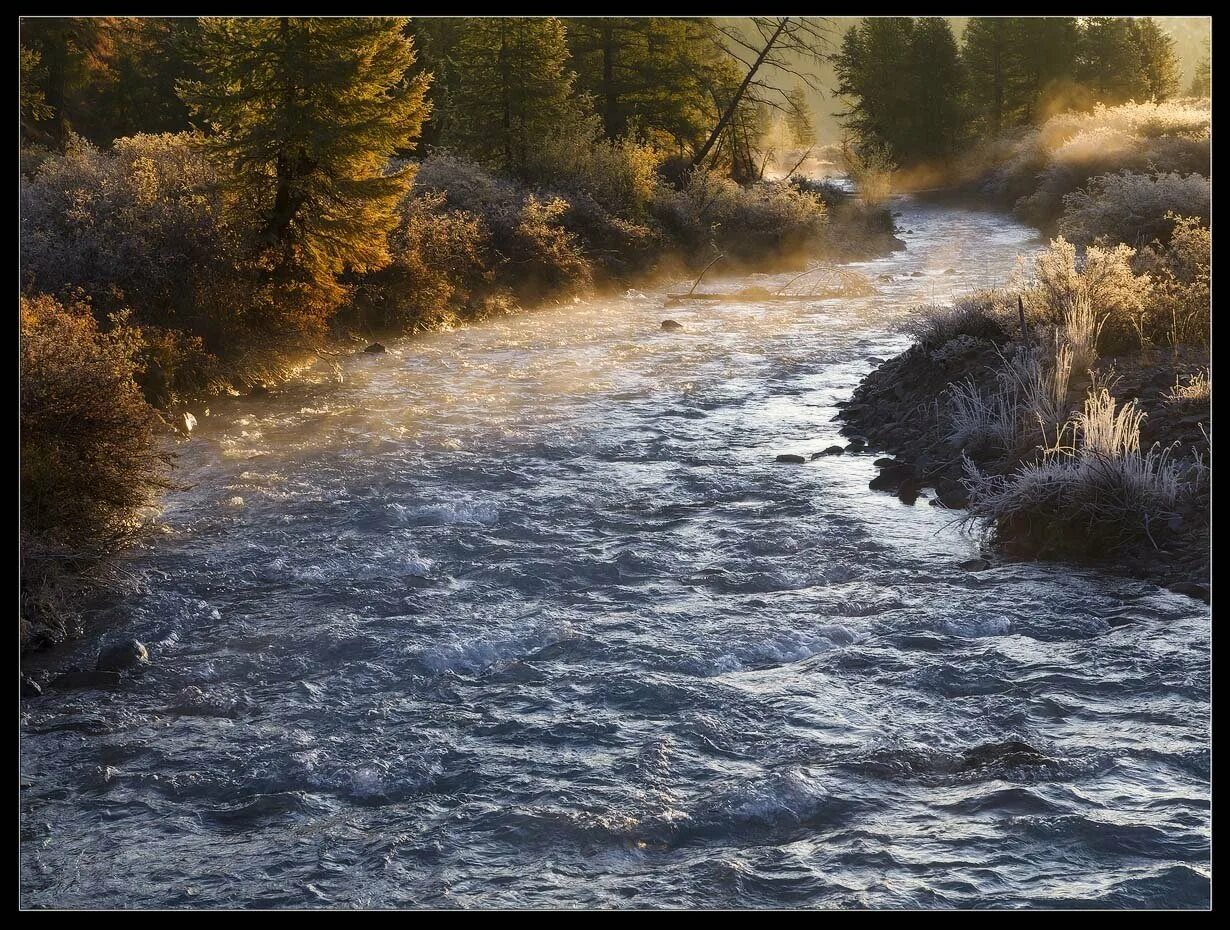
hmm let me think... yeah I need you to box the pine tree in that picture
[566,17,725,152]
[834,17,964,166]
[447,17,578,175]
[833,18,917,163]
[1132,18,1180,102]
[1188,38,1211,97]
[908,18,966,161]
[180,17,430,287]
[962,17,1012,138]
[1009,17,1080,123]
[1078,17,1148,104]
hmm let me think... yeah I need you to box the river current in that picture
[19,197,1211,909]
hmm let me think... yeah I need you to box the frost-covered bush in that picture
[904,293,1013,350]
[963,387,1191,558]
[20,133,236,323]
[1167,368,1210,406]
[1134,216,1211,346]
[414,154,591,298]
[650,169,830,265]
[930,333,993,365]
[974,101,1211,230]
[1058,171,1210,248]
[1024,236,1153,356]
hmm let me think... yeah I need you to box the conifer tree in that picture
[180,17,430,286]
[1132,17,1180,102]
[447,17,577,175]
[1188,38,1211,97]
[961,17,1013,138]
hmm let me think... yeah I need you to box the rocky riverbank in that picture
[837,339,1210,601]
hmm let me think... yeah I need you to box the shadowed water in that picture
[20,198,1210,909]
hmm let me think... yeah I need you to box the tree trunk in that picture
[691,18,789,169]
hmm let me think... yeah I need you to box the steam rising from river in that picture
[20,198,1209,909]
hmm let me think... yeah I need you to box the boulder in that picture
[660,319,684,331]
[1166,581,1210,603]
[179,412,197,435]
[959,557,990,571]
[812,446,845,458]
[896,479,921,505]
[96,638,150,673]
[364,342,387,354]
[775,454,807,464]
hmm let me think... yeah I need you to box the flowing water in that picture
[19,198,1211,909]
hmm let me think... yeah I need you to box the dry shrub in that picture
[21,293,171,544]
[1134,215,1211,346]
[351,191,493,331]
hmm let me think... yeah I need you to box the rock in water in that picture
[96,639,150,673]
[775,454,806,464]
[812,446,846,458]
[959,558,990,571]
[364,342,386,354]
[661,319,683,331]
[1166,581,1210,603]
[180,412,197,435]
[50,670,122,692]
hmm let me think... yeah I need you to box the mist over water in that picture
[20,198,1210,909]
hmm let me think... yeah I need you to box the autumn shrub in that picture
[21,293,172,643]
[348,190,494,332]
[20,293,170,542]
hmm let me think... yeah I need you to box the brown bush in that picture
[21,294,171,546]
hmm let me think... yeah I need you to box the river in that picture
[19,197,1211,909]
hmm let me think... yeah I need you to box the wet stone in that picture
[660,319,684,331]
[1166,581,1210,603]
[97,638,150,673]
[775,454,807,464]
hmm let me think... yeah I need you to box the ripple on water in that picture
[19,198,1208,909]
